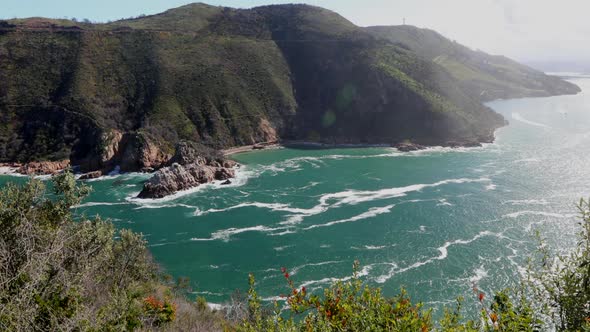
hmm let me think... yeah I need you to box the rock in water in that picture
[79,170,103,180]
[137,162,237,199]
[394,142,425,152]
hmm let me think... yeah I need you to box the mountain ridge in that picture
[366,24,580,101]
[0,3,578,174]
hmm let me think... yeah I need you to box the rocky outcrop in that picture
[137,162,236,199]
[119,136,170,172]
[169,141,213,166]
[73,131,171,174]
[100,130,124,165]
[138,141,238,198]
[394,142,426,152]
[17,160,70,175]
[78,171,103,180]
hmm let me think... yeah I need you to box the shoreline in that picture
[0,139,494,177]
[222,139,490,157]
[0,166,20,176]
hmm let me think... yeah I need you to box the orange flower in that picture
[144,295,164,309]
[478,292,485,302]
[490,312,498,323]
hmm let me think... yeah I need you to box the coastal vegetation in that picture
[1,173,589,331]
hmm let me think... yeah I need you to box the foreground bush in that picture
[0,173,226,331]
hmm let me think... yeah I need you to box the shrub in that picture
[525,199,590,331]
[239,261,433,331]
[143,295,177,326]
[0,172,166,330]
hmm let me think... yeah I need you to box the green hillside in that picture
[366,25,580,101]
[0,4,576,171]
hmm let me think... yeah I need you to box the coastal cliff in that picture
[0,3,579,180]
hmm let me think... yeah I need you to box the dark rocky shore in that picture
[0,136,498,199]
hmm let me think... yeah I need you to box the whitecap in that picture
[149,242,178,247]
[303,204,395,230]
[298,264,373,290]
[469,267,488,284]
[273,245,294,251]
[315,177,490,208]
[373,231,502,283]
[511,112,551,128]
[299,181,321,190]
[192,290,224,297]
[290,260,342,276]
[502,210,576,219]
[73,202,127,208]
[134,203,198,210]
[436,199,453,206]
[351,244,395,250]
[502,199,549,206]
[190,177,490,241]
[209,225,278,241]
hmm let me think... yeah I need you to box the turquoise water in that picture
[3,77,590,313]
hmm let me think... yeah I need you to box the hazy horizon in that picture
[4,0,590,70]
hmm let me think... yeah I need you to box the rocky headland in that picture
[137,141,238,199]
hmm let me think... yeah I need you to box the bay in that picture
[3,76,590,313]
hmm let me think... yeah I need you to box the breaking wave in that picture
[189,177,490,241]
[511,112,551,128]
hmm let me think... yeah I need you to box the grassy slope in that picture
[366,25,581,101]
[0,3,571,164]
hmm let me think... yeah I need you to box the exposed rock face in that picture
[119,136,170,172]
[137,162,236,199]
[74,131,170,174]
[258,118,278,143]
[100,130,124,165]
[169,141,211,166]
[17,160,70,175]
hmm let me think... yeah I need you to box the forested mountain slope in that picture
[0,3,576,172]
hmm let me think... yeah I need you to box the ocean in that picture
[3,76,590,314]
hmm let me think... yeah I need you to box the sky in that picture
[3,0,590,65]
